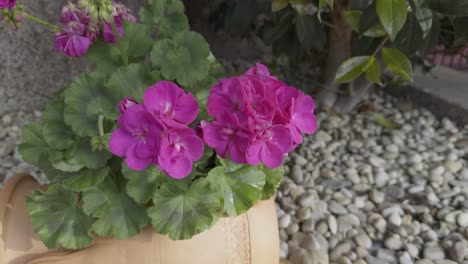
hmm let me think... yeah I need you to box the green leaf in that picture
[74,139,112,169]
[64,73,116,137]
[61,167,109,192]
[365,57,382,86]
[335,56,373,83]
[376,0,408,41]
[426,0,468,16]
[122,164,167,204]
[119,23,152,60]
[419,14,440,54]
[412,0,433,38]
[106,63,156,103]
[147,178,222,240]
[393,12,424,56]
[382,48,413,81]
[27,185,94,250]
[207,159,266,216]
[82,178,149,239]
[261,165,283,200]
[373,113,400,129]
[140,0,189,37]
[344,10,362,32]
[19,123,49,166]
[151,31,211,87]
[87,41,122,74]
[295,15,326,50]
[272,0,289,12]
[41,93,74,150]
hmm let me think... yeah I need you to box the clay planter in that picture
[1,174,280,264]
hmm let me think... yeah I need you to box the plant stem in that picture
[98,115,105,136]
[111,17,129,65]
[372,36,389,57]
[22,12,60,32]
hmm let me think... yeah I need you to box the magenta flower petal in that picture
[158,155,192,179]
[103,16,124,43]
[144,81,199,127]
[246,141,262,166]
[261,143,283,168]
[119,97,138,113]
[292,94,318,134]
[54,32,92,58]
[0,0,16,10]
[125,144,153,171]
[109,128,137,156]
[245,63,271,76]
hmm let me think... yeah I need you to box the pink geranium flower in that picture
[203,112,251,164]
[202,63,317,168]
[144,81,199,128]
[158,128,204,179]
[110,104,163,171]
[54,23,92,58]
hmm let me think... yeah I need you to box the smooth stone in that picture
[447,241,465,263]
[2,114,12,125]
[294,155,308,166]
[297,208,312,221]
[424,244,446,260]
[375,171,390,187]
[406,243,420,258]
[330,242,352,261]
[298,194,315,208]
[389,213,402,226]
[375,248,397,263]
[302,219,315,233]
[292,165,304,184]
[385,234,403,250]
[328,201,348,215]
[354,233,372,249]
[399,252,413,264]
[456,213,468,227]
[279,214,292,229]
[337,214,360,233]
[289,247,312,264]
[369,189,385,204]
[444,160,463,174]
[287,223,300,235]
[328,215,338,235]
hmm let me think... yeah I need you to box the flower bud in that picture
[0,0,16,11]
[119,97,138,113]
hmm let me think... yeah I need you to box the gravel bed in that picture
[277,94,468,264]
[1,83,468,264]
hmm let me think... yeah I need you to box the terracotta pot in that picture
[0,174,279,264]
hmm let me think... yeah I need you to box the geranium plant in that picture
[12,0,317,250]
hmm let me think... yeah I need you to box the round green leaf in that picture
[122,164,167,204]
[261,165,284,200]
[151,31,211,87]
[106,63,156,103]
[335,56,373,83]
[19,123,49,166]
[382,48,413,81]
[61,167,110,192]
[140,0,189,36]
[272,0,289,12]
[394,12,424,56]
[82,178,149,239]
[64,73,116,137]
[74,138,112,169]
[147,178,222,240]
[27,185,95,250]
[207,159,266,216]
[376,0,408,41]
[412,0,433,38]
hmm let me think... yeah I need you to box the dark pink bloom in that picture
[143,81,199,128]
[158,128,204,179]
[246,125,292,168]
[54,23,92,58]
[0,0,16,10]
[203,63,317,168]
[203,113,251,164]
[119,97,138,113]
[102,16,123,43]
[110,104,163,171]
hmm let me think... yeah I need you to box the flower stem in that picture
[98,115,105,136]
[111,18,129,65]
[22,12,59,32]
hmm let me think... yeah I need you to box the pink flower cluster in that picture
[55,1,136,57]
[110,81,204,179]
[202,63,317,168]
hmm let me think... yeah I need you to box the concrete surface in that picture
[0,0,143,116]
[386,66,468,125]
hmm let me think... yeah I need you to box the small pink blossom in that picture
[54,23,92,58]
[246,125,292,168]
[144,81,199,128]
[158,128,204,179]
[102,16,123,43]
[119,97,138,113]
